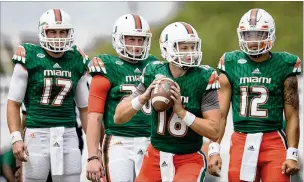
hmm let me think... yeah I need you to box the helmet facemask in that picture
[165,38,202,68]
[39,26,74,53]
[238,28,275,56]
[114,30,151,62]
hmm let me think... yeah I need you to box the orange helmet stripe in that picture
[132,14,142,29]
[249,8,259,25]
[181,22,194,34]
[53,9,62,22]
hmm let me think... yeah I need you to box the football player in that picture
[208,8,301,181]
[7,9,89,182]
[114,22,221,182]
[85,14,158,182]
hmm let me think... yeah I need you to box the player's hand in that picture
[86,158,103,182]
[170,83,184,116]
[139,76,166,103]
[12,141,28,162]
[281,159,299,175]
[208,154,222,177]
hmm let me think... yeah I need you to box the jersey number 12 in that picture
[239,86,269,117]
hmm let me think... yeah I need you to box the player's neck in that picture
[45,50,64,59]
[119,56,138,64]
[248,52,271,63]
[169,64,187,78]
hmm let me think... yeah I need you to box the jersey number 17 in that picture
[40,78,72,106]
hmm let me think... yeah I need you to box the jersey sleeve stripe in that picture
[76,46,89,64]
[89,57,107,74]
[206,71,220,90]
[293,58,302,73]
[13,45,26,63]
[217,54,226,71]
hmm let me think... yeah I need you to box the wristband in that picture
[181,111,196,126]
[208,142,220,157]
[11,131,23,145]
[131,96,143,111]
[286,147,298,162]
[87,156,99,162]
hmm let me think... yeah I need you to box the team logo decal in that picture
[238,59,247,64]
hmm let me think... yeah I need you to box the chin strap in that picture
[120,51,143,62]
[248,52,272,59]
[171,59,191,71]
[249,54,263,58]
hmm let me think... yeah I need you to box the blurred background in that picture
[0,1,303,182]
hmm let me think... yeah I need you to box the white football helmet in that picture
[237,8,276,56]
[159,22,202,67]
[112,14,152,61]
[38,9,74,52]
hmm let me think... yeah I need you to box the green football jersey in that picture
[88,54,158,137]
[12,43,89,128]
[218,50,302,133]
[141,62,220,154]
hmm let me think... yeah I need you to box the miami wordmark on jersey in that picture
[12,43,89,128]
[218,50,302,133]
[141,62,220,154]
[88,54,158,137]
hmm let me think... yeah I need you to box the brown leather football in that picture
[151,78,175,112]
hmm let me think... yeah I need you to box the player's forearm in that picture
[217,73,232,144]
[217,108,230,143]
[99,123,105,149]
[114,95,146,124]
[87,113,102,157]
[7,100,22,133]
[284,76,300,148]
[78,107,88,134]
[285,113,299,148]
[217,118,227,143]
[21,113,26,138]
[178,109,220,141]
[21,113,26,129]
[191,118,219,141]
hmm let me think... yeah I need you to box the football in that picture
[151,78,176,112]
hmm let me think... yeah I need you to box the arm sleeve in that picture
[201,90,219,113]
[7,64,28,103]
[88,75,111,113]
[75,74,90,108]
[285,57,302,80]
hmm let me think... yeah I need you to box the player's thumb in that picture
[281,162,287,174]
